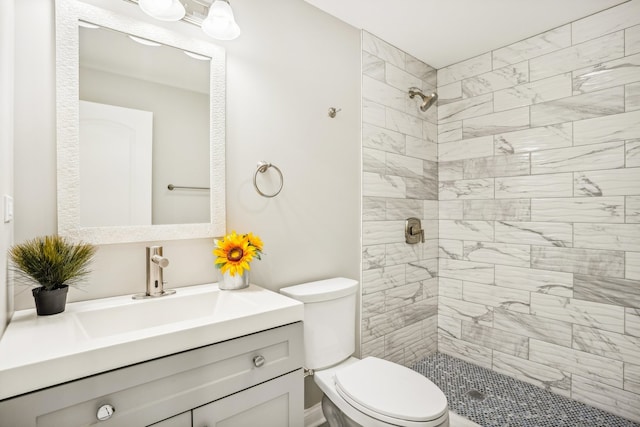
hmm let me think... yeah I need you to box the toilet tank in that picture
[280,278,358,370]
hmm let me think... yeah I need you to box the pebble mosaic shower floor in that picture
[411,353,639,427]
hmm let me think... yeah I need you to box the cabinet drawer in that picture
[0,322,303,427]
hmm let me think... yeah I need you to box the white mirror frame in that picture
[55,0,225,244]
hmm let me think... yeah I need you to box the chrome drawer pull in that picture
[96,404,115,421]
[253,355,266,368]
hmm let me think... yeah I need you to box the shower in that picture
[408,87,438,112]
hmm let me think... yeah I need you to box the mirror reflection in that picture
[79,24,210,227]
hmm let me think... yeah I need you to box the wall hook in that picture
[328,107,342,118]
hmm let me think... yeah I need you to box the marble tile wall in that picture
[361,31,438,367]
[436,1,640,422]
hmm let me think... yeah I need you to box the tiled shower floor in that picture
[411,353,639,427]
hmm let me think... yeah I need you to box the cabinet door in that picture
[148,411,191,427]
[192,370,303,427]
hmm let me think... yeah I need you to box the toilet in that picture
[280,278,449,427]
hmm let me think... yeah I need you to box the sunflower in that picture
[213,231,261,276]
[245,233,264,259]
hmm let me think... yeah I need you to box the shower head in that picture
[408,87,438,112]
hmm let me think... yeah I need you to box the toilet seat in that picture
[333,357,448,426]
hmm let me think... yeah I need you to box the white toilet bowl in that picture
[314,357,449,427]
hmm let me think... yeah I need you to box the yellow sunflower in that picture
[245,232,264,258]
[213,231,256,276]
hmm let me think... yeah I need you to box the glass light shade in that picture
[202,0,241,41]
[139,0,186,22]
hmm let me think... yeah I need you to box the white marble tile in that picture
[628,252,640,280]
[439,259,494,285]
[572,375,640,424]
[406,54,437,85]
[496,173,574,199]
[423,121,438,144]
[362,51,385,81]
[423,239,439,261]
[385,199,423,220]
[575,167,640,197]
[438,53,492,86]
[463,199,531,221]
[438,160,463,181]
[463,281,530,314]
[529,31,624,82]
[363,197,386,221]
[572,0,640,45]
[361,335,385,359]
[363,172,406,198]
[530,87,625,127]
[573,110,640,146]
[407,259,438,282]
[362,264,406,295]
[406,136,436,162]
[463,154,530,179]
[362,244,386,270]
[531,246,625,278]
[438,121,462,144]
[439,278,463,299]
[363,99,386,127]
[493,308,573,347]
[494,123,573,154]
[439,178,494,200]
[386,108,423,139]
[362,31,405,69]
[362,290,386,318]
[363,148,386,174]
[529,339,624,387]
[463,107,530,139]
[386,152,424,178]
[574,274,640,308]
[423,200,438,220]
[439,136,494,162]
[463,241,530,268]
[624,362,640,395]
[495,221,572,247]
[531,141,625,174]
[627,308,640,337]
[439,334,493,370]
[439,296,494,327]
[439,220,494,242]
[573,324,640,365]
[439,239,463,260]
[437,81,462,105]
[363,75,406,111]
[628,140,640,168]
[495,264,573,297]
[439,200,463,220]
[385,282,425,312]
[438,314,462,339]
[362,220,405,246]
[494,73,572,112]
[573,53,640,95]
[461,321,529,357]
[574,223,640,252]
[492,351,571,397]
[385,62,423,93]
[531,293,625,333]
[628,24,640,56]
[438,93,493,124]
[531,196,625,223]
[462,62,529,98]
[384,242,421,266]
[492,25,571,69]
[628,82,640,111]
[362,310,405,342]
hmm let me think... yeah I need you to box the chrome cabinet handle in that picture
[253,355,265,368]
[96,404,115,421]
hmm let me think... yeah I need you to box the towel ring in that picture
[253,161,283,198]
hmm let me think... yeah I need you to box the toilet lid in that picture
[334,357,447,423]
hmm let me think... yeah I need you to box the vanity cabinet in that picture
[0,323,303,427]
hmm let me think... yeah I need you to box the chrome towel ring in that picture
[253,161,283,198]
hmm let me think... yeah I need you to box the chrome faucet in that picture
[133,246,176,299]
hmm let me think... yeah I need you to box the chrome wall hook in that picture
[328,107,342,118]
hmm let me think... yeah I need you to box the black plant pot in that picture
[32,285,69,316]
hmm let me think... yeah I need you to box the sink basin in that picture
[75,288,259,338]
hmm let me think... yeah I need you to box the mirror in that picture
[56,0,225,244]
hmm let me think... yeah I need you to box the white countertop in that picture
[0,283,303,400]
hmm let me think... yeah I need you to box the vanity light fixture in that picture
[138,0,186,22]
[201,0,241,41]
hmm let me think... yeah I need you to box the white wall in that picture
[0,0,15,336]
[13,0,361,314]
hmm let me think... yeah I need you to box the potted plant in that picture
[213,231,263,290]
[9,235,96,316]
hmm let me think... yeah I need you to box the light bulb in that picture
[202,0,241,40]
